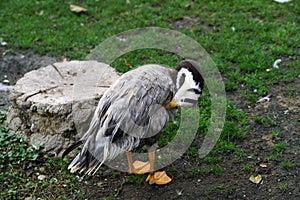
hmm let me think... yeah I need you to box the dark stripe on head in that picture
[184,98,198,104]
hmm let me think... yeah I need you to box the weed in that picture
[225,80,238,92]
[225,186,237,195]
[204,156,221,165]
[242,164,252,173]
[125,175,144,184]
[270,129,280,140]
[210,164,223,176]
[253,116,277,127]
[215,141,235,154]
[271,143,286,153]
[112,171,121,178]
[282,161,293,170]
[186,146,199,158]
[268,153,283,162]
[279,183,288,191]
[187,168,209,176]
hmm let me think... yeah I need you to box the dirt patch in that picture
[0,47,57,109]
[1,47,299,199]
[169,16,213,32]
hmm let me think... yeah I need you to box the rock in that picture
[37,174,47,181]
[7,61,120,156]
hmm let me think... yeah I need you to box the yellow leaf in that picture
[70,4,87,13]
[259,163,267,168]
[249,174,262,184]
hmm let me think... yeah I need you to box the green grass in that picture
[242,164,252,173]
[282,161,293,170]
[0,0,300,198]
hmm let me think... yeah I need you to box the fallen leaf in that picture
[259,163,267,168]
[185,3,191,9]
[262,134,272,140]
[266,140,275,147]
[262,101,270,108]
[70,4,87,13]
[249,174,262,184]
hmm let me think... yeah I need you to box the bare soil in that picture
[0,47,299,200]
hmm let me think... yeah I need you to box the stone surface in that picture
[7,60,120,156]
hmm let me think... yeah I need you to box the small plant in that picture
[186,146,199,158]
[210,164,223,176]
[242,164,252,172]
[282,161,293,170]
[233,149,248,162]
[125,175,144,184]
[268,153,283,161]
[204,156,221,164]
[215,141,235,154]
[271,143,286,153]
[271,129,280,140]
[279,183,288,191]
[225,186,237,195]
[225,80,237,92]
[253,116,277,127]
[187,168,209,176]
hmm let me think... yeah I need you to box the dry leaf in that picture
[259,163,267,168]
[262,101,270,108]
[185,3,191,9]
[70,4,87,13]
[262,134,272,140]
[266,140,275,147]
[249,174,262,184]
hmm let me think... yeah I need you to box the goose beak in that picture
[165,99,178,109]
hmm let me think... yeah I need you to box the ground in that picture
[0,47,299,200]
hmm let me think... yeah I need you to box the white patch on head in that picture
[174,68,202,107]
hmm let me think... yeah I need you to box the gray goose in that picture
[63,59,204,185]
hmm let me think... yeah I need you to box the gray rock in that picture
[7,61,120,156]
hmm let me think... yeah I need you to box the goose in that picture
[63,59,204,185]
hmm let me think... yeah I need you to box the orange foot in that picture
[132,160,150,174]
[146,171,172,185]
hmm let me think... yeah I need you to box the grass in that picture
[0,0,300,198]
[282,161,293,170]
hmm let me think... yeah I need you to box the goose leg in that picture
[146,151,172,185]
[126,151,135,174]
[126,151,150,174]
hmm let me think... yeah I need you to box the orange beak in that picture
[165,99,178,109]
